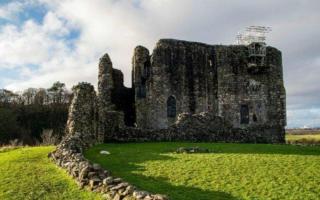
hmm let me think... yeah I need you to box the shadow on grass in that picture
[85,144,240,200]
[85,142,320,200]
[128,175,239,200]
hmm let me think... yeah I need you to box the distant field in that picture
[286,134,320,142]
[0,146,102,200]
[86,142,320,200]
[286,129,320,145]
[286,128,320,135]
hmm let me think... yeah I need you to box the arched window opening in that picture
[240,105,249,124]
[167,96,176,118]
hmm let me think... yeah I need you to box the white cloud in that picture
[0,9,77,89]
[2,0,157,90]
[42,11,69,36]
[0,18,69,69]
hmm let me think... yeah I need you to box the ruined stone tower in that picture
[133,39,286,130]
[96,38,286,143]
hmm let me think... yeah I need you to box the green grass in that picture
[0,146,102,200]
[286,134,320,142]
[85,143,320,200]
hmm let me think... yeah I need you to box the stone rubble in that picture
[100,150,111,155]
[175,147,210,154]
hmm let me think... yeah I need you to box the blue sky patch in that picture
[18,3,47,24]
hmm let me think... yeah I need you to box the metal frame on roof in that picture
[236,26,272,45]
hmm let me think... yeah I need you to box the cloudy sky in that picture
[0,0,319,128]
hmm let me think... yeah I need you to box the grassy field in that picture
[286,134,320,142]
[85,143,320,200]
[0,146,102,200]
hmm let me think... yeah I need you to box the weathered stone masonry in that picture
[50,38,286,200]
[50,82,168,200]
[66,39,286,144]
[66,83,97,144]
[131,39,286,143]
[93,39,286,143]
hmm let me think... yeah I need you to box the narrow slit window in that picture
[240,105,249,124]
[167,96,176,118]
[137,79,146,98]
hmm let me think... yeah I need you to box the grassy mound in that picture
[85,143,320,200]
[0,146,102,200]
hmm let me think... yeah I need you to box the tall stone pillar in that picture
[132,46,150,128]
[97,53,114,142]
[97,53,124,142]
[98,53,114,110]
[66,82,97,144]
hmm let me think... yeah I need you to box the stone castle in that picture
[67,39,286,143]
[50,38,286,200]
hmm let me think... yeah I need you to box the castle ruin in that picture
[91,38,286,143]
[50,32,286,200]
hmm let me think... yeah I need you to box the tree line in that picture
[0,81,72,145]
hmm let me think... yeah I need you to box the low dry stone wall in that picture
[49,82,168,200]
[49,133,167,200]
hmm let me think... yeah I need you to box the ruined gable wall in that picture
[97,53,135,142]
[66,82,97,144]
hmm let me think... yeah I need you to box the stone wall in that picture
[97,39,285,143]
[97,54,114,143]
[50,82,168,200]
[98,53,135,142]
[133,39,286,142]
[132,46,151,129]
[106,112,284,143]
[133,40,219,129]
[66,83,97,144]
[215,45,286,129]
[50,132,168,200]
